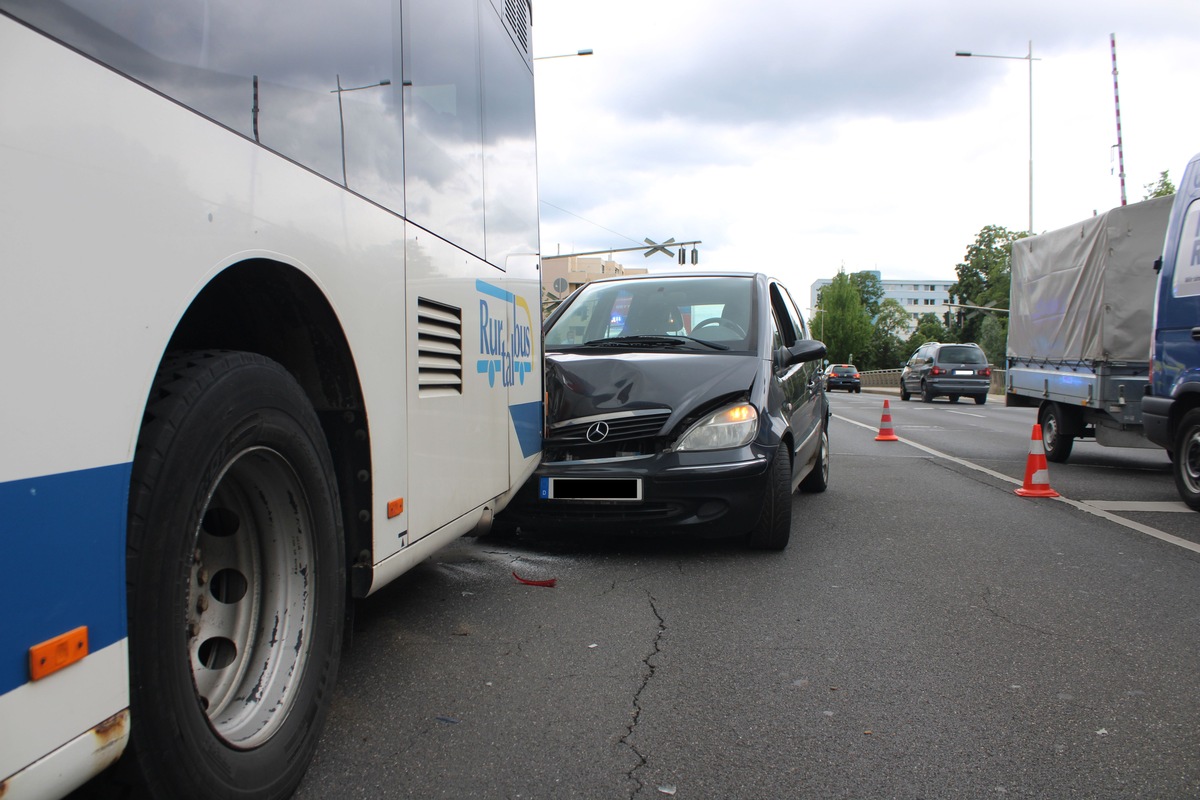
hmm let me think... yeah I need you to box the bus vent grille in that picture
[417,297,463,397]
[504,0,531,54]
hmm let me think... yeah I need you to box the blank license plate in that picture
[953,369,974,375]
[540,477,642,501]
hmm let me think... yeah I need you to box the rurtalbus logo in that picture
[476,279,534,387]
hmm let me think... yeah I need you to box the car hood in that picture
[544,350,760,428]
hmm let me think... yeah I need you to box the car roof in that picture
[572,271,772,286]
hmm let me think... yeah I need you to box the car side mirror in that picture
[779,339,827,368]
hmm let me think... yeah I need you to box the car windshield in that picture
[545,276,756,352]
[832,366,856,375]
[939,346,986,364]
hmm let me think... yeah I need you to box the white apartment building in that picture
[810,273,955,332]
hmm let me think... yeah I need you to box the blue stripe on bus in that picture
[0,464,130,695]
[509,400,542,460]
[476,279,515,303]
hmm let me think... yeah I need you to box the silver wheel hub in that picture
[186,447,316,749]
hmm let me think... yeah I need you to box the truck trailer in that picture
[1006,195,1173,462]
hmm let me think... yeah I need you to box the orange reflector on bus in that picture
[30,626,88,680]
[387,498,404,519]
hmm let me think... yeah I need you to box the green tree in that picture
[950,225,1027,344]
[903,313,948,355]
[1144,169,1175,199]
[812,271,871,364]
[978,314,1007,367]
[849,271,884,317]
[865,297,910,370]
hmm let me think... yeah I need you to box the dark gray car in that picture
[899,342,991,404]
[499,272,829,551]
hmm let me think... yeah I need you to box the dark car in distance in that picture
[823,363,861,393]
[499,272,829,550]
[900,342,991,404]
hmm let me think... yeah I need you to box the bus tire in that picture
[125,350,345,800]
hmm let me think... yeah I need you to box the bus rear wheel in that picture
[125,350,345,800]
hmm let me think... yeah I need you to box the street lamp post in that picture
[955,42,1039,234]
[533,49,593,61]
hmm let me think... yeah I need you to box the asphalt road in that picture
[289,390,1200,799]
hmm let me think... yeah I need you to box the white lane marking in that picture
[1082,500,1193,513]
[945,410,986,418]
[834,413,1200,555]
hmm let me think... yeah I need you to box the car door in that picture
[769,282,822,483]
[904,344,927,391]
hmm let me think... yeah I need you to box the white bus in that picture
[0,0,541,797]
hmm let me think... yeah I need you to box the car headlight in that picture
[674,403,758,451]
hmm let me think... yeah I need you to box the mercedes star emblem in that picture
[585,421,610,443]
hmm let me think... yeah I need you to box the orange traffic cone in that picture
[1015,424,1060,497]
[875,399,899,442]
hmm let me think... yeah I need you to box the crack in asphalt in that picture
[622,592,665,798]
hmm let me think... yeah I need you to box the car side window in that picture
[769,284,799,346]
[777,286,810,340]
[770,282,812,346]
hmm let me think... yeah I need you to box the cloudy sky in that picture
[530,0,1200,310]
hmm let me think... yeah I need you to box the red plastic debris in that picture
[512,571,556,588]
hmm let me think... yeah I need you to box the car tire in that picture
[854,387,861,394]
[949,395,959,403]
[899,381,910,401]
[746,446,792,551]
[921,381,933,403]
[1040,402,1073,462]
[1171,409,1200,511]
[124,351,345,800]
[799,422,829,494]
[974,394,987,406]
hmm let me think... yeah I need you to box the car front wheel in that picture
[746,446,792,551]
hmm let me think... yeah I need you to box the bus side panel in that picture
[0,468,130,784]
[503,260,544,496]
[404,230,511,542]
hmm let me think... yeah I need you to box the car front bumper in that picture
[499,444,774,537]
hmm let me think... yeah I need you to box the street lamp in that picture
[533,49,593,61]
[330,75,392,186]
[955,42,1039,234]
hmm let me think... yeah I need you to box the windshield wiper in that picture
[582,335,729,351]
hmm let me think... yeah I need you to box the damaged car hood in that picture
[545,350,760,428]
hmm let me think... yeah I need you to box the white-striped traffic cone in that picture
[1015,424,1059,497]
[875,399,899,442]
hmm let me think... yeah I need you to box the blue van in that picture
[1143,151,1200,510]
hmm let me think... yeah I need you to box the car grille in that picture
[548,409,671,445]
